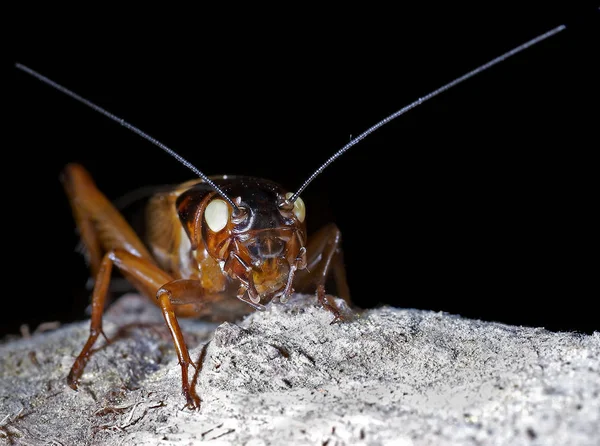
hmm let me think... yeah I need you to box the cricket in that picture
[16,23,567,410]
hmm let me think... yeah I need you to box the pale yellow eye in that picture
[285,192,306,223]
[205,199,230,232]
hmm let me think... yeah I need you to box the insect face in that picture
[179,177,308,308]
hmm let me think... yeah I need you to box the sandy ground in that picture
[1,293,598,445]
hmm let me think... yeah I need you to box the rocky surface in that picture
[1,293,598,445]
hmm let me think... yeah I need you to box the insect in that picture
[16,23,568,409]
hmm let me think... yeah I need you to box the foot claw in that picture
[67,363,84,390]
[183,388,201,410]
[329,314,344,325]
[67,376,79,391]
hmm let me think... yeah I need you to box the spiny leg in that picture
[67,249,175,390]
[294,223,353,322]
[67,251,114,388]
[156,279,221,409]
[68,249,213,409]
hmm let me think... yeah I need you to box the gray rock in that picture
[1,293,598,445]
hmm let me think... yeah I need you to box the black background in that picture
[6,5,598,338]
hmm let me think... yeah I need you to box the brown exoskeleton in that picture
[15,24,567,409]
[60,164,350,408]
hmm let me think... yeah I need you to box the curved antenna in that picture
[15,63,240,212]
[288,24,566,203]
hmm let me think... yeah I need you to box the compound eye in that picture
[205,199,230,232]
[285,192,305,223]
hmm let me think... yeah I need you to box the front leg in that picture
[69,249,227,409]
[66,249,199,405]
[294,223,353,321]
[156,280,214,409]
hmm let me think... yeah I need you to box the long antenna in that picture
[15,63,240,212]
[288,24,566,203]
